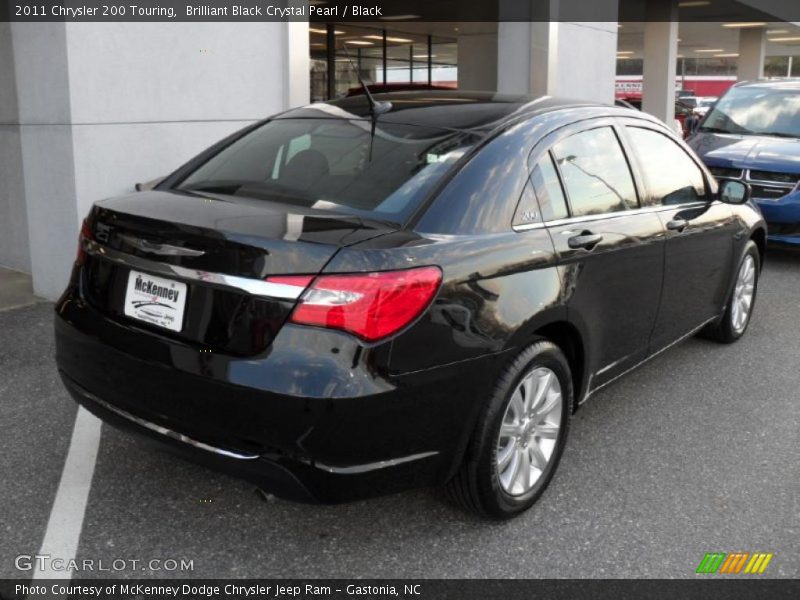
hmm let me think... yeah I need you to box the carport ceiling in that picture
[312,0,795,23]
[353,20,800,62]
[618,21,800,58]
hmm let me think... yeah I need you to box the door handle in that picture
[567,231,603,250]
[667,218,688,232]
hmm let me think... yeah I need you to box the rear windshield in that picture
[700,86,800,138]
[178,118,481,224]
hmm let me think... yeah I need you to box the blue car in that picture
[688,79,800,245]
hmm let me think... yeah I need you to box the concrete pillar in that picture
[496,1,618,103]
[2,22,308,300]
[0,24,31,273]
[642,1,679,125]
[8,23,76,292]
[457,23,498,91]
[496,22,537,94]
[738,27,766,81]
[285,22,311,108]
[546,22,618,103]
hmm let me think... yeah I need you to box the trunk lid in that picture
[81,190,396,356]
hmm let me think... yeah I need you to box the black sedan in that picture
[55,91,765,518]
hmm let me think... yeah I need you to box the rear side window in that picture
[513,181,541,226]
[530,154,569,222]
[626,127,707,205]
[551,127,638,217]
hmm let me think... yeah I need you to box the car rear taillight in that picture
[268,266,442,342]
[76,218,93,266]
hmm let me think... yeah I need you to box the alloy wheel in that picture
[731,254,756,334]
[496,367,563,496]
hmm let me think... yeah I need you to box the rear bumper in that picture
[61,373,318,503]
[55,288,505,502]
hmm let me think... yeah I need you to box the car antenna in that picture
[341,41,392,161]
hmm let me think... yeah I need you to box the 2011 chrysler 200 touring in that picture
[55,92,765,518]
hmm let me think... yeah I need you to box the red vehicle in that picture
[615,76,736,100]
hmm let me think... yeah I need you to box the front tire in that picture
[703,240,760,343]
[446,341,572,519]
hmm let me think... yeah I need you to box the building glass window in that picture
[309,24,457,102]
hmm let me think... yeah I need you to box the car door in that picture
[533,121,666,390]
[620,122,737,351]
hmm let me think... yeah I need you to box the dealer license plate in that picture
[123,270,187,332]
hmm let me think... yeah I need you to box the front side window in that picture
[178,118,480,224]
[551,127,638,217]
[626,127,707,205]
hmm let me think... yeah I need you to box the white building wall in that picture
[64,23,289,231]
[0,24,31,273]
[3,22,308,300]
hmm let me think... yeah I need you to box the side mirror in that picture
[135,176,166,192]
[718,178,750,205]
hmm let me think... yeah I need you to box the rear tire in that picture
[702,240,760,343]
[446,340,572,519]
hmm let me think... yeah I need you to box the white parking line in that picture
[33,406,102,580]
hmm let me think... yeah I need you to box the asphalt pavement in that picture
[1,248,798,579]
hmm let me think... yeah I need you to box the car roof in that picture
[278,90,609,133]
[734,78,800,90]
